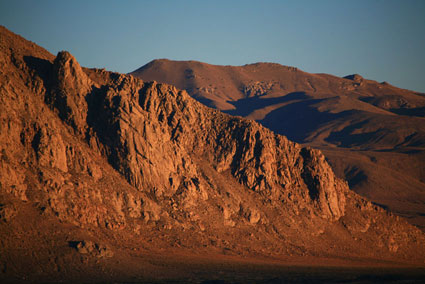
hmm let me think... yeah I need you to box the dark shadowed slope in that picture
[132,59,425,230]
[1,26,425,282]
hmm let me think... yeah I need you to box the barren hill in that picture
[1,26,425,282]
[132,59,425,230]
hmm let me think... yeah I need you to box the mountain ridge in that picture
[136,59,406,88]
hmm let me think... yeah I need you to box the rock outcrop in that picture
[132,58,425,232]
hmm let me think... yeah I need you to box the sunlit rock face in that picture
[132,58,425,232]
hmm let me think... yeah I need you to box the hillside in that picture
[1,26,425,282]
[132,59,425,230]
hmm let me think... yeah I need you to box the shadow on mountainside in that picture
[260,100,425,151]
[224,92,310,117]
[23,56,53,85]
[257,99,350,143]
[391,106,425,117]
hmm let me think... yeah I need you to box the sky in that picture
[1,0,425,92]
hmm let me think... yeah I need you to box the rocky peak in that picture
[48,51,92,135]
[300,147,346,219]
[344,74,363,82]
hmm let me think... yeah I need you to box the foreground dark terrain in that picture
[0,26,424,282]
[133,59,425,230]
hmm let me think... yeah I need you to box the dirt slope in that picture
[1,26,425,282]
[132,59,425,230]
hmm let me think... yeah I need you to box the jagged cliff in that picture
[0,26,424,281]
[132,59,425,231]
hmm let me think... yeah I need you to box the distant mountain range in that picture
[132,59,425,230]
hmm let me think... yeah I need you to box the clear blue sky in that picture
[1,0,425,92]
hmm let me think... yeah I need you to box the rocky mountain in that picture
[1,26,425,282]
[132,59,425,231]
